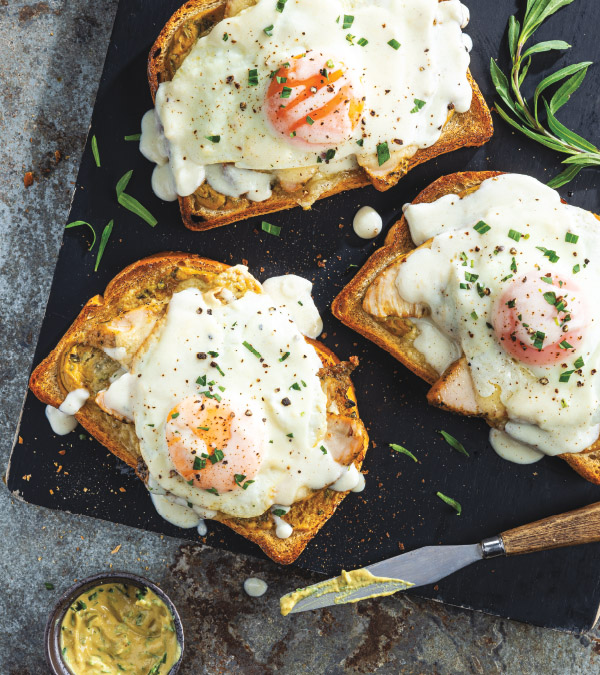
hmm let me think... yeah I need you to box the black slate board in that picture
[8,0,600,633]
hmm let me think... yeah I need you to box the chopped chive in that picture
[470,311,478,320]
[510,257,518,273]
[286,433,294,438]
[242,480,255,490]
[198,426,210,431]
[95,220,114,272]
[410,98,426,113]
[507,299,516,308]
[280,86,292,98]
[261,221,281,236]
[531,330,545,350]
[464,272,479,282]
[320,445,327,454]
[508,229,522,242]
[264,24,274,36]
[573,264,580,273]
[290,131,296,137]
[389,443,417,462]
[376,141,390,166]
[342,14,354,29]
[44,582,55,590]
[543,291,557,305]
[501,274,513,282]
[540,276,553,284]
[306,115,315,125]
[243,341,262,358]
[459,283,469,290]
[205,135,220,143]
[345,34,355,45]
[388,38,401,50]
[124,134,141,141]
[574,356,585,369]
[474,220,491,234]
[565,232,579,244]
[276,0,287,12]
[325,148,336,161]
[559,340,573,349]
[210,449,225,464]
[207,351,219,357]
[193,457,206,470]
[356,138,364,146]
[248,69,259,86]
[91,135,101,167]
[276,76,287,83]
[272,509,287,516]
[205,487,219,495]
[279,351,290,362]
[213,362,225,377]
[436,492,462,515]
[326,59,334,68]
[290,383,301,391]
[187,479,194,485]
[439,430,469,457]
[559,370,575,383]
[223,32,228,41]
[196,375,207,386]
[171,412,180,419]
[357,37,368,46]
[234,473,246,485]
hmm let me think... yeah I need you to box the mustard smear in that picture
[280,568,413,616]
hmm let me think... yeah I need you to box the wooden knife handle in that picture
[501,501,600,556]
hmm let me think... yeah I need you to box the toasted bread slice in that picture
[30,253,368,564]
[332,171,600,484]
[146,0,493,231]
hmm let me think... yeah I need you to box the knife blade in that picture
[282,543,484,614]
[281,500,600,615]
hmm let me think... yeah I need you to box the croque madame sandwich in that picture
[140,0,493,230]
[333,171,600,483]
[30,254,368,564]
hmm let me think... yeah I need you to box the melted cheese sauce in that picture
[141,0,473,200]
[396,173,600,460]
[46,388,89,435]
[104,267,358,523]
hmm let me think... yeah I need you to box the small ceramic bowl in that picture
[45,571,184,675]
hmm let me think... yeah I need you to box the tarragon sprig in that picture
[490,0,599,188]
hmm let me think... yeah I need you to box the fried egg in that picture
[95,268,364,530]
[141,0,472,202]
[373,174,600,463]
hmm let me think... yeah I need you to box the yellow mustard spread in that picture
[59,582,180,675]
[280,569,414,616]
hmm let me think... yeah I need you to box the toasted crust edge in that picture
[29,252,369,564]
[146,0,494,231]
[332,171,600,484]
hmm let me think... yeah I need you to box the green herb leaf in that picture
[116,170,133,197]
[94,220,114,272]
[389,443,417,462]
[118,193,157,227]
[436,491,462,515]
[261,221,281,236]
[65,221,97,251]
[547,164,582,188]
[439,430,469,457]
[376,141,390,166]
[410,98,426,114]
[521,39,570,60]
[91,135,101,167]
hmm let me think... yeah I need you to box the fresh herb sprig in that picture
[490,0,599,188]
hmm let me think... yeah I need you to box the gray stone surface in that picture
[1,1,600,673]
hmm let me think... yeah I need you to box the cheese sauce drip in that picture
[396,173,600,460]
[141,0,472,199]
[123,267,355,520]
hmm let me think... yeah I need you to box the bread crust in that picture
[147,0,494,230]
[332,171,600,484]
[30,253,369,564]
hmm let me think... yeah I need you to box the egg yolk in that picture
[264,54,364,148]
[165,396,264,493]
[492,272,588,366]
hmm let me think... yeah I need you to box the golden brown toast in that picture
[332,171,600,484]
[147,0,494,231]
[30,253,369,564]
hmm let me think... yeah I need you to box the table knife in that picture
[281,500,600,614]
